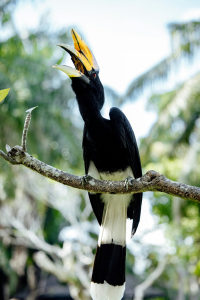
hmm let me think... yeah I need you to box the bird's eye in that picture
[93,73,96,78]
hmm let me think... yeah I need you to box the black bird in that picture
[53,29,143,300]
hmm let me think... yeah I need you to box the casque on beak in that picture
[52,29,99,84]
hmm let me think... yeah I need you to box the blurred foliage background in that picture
[1,0,200,300]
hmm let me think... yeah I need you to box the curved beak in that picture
[52,64,90,84]
[52,29,99,84]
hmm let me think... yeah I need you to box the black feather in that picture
[109,107,143,235]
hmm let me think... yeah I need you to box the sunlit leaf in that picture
[56,52,65,65]
[0,88,10,103]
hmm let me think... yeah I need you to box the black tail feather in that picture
[92,244,126,286]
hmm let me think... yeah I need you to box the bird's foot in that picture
[124,176,134,191]
[81,174,93,188]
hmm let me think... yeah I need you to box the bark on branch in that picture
[1,146,200,202]
[1,107,200,203]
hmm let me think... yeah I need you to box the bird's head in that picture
[53,29,104,110]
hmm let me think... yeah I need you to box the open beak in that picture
[52,29,99,84]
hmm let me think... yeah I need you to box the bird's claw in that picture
[81,174,93,188]
[124,176,133,191]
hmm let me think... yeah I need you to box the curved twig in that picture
[21,107,38,152]
[134,258,167,300]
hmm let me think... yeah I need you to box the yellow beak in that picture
[52,29,99,82]
[52,65,90,84]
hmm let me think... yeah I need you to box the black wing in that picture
[109,107,143,236]
[82,125,104,225]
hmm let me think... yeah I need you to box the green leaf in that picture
[0,88,10,103]
[56,52,65,65]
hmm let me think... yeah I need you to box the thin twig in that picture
[134,258,167,300]
[21,107,38,152]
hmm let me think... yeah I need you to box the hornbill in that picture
[53,29,143,300]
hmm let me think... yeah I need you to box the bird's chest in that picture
[85,125,128,173]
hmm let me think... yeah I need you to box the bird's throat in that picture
[75,94,103,126]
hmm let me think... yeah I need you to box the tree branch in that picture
[0,149,19,165]
[1,107,200,202]
[1,146,200,202]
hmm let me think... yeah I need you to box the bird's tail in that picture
[90,194,130,300]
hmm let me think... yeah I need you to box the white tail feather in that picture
[89,162,133,300]
[91,281,125,300]
[98,193,130,246]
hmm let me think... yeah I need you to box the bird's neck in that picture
[77,97,103,126]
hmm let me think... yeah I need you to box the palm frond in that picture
[122,56,174,102]
[168,20,200,56]
[123,20,200,102]
[140,73,200,164]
